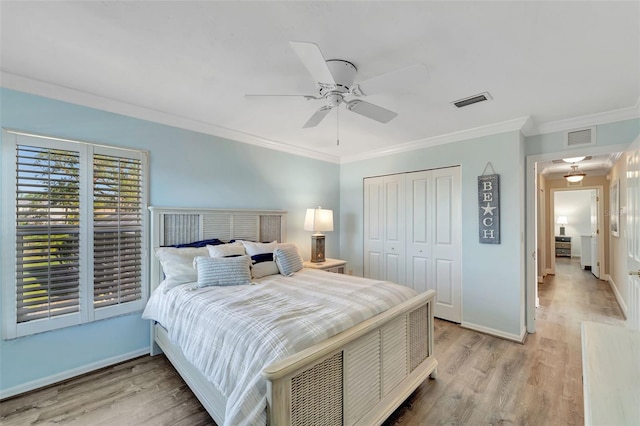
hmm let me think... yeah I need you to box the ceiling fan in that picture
[247,41,419,129]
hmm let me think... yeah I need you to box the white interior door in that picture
[383,174,406,285]
[363,177,384,280]
[430,167,462,322]
[590,190,600,278]
[405,167,462,322]
[406,171,432,294]
[365,167,461,323]
[626,136,640,330]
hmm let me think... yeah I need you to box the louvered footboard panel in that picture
[344,331,382,425]
[269,293,436,426]
[381,317,408,395]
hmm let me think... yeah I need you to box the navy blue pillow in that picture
[251,253,274,264]
[171,238,224,248]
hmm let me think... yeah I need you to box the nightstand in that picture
[555,235,572,257]
[303,258,347,274]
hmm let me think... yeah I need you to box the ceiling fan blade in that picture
[303,105,332,128]
[346,100,397,124]
[354,64,428,96]
[245,94,320,100]
[290,41,336,85]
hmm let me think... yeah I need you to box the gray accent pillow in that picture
[194,255,252,287]
[274,246,303,276]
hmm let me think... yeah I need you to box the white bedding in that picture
[142,268,417,426]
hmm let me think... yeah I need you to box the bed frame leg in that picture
[429,368,438,380]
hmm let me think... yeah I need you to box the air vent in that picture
[567,180,583,187]
[564,126,596,147]
[451,92,492,108]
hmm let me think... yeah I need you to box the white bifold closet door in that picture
[364,167,462,323]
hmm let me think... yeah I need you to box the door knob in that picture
[630,270,640,276]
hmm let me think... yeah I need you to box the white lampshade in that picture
[304,207,334,234]
[557,216,568,225]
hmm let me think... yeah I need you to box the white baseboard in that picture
[461,321,527,343]
[0,347,149,400]
[607,275,628,319]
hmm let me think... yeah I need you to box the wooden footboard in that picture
[153,289,436,426]
[263,289,437,426]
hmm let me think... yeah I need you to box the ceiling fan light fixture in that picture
[562,156,586,163]
[564,165,586,182]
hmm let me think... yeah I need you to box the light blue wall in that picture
[525,119,640,155]
[2,86,637,395]
[0,88,340,394]
[340,131,525,337]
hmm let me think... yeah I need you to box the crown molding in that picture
[3,72,637,165]
[0,72,340,164]
[340,116,532,164]
[528,101,640,136]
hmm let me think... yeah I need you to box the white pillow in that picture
[251,261,280,279]
[155,247,208,290]
[239,240,277,256]
[207,242,246,258]
[194,255,252,287]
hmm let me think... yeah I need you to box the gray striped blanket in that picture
[142,268,416,425]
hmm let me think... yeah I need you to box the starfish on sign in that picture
[481,203,496,215]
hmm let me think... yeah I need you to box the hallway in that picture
[539,257,625,329]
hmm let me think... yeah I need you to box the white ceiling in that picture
[1,1,639,166]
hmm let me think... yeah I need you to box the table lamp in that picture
[557,216,568,236]
[304,207,333,262]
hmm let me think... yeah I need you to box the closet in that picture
[364,167,462,322]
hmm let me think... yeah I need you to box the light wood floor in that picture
[1,258,626,425]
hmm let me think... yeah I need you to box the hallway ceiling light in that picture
[562,156,586,163]
[564,164,586,182]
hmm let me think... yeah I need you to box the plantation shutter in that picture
[93,153,144,308]
[15,145,81,323]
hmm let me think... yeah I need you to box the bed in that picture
[144,206,437,425]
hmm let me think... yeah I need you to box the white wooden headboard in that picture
[148,206,287,292]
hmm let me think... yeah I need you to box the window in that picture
[2,130,148,338]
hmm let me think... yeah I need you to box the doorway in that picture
[525,143,629,333]
[550,187,603,279]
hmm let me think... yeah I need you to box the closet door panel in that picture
[383,175,405,285]
[434,175,453,245]
[406,171,432,293]
[431,168,462,323]
[364,177,385,280]
[364,167,461,324]
[434,258,454,306]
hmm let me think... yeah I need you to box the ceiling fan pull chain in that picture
[336,107,340,146]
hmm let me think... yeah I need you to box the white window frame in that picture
[1,129,149,339]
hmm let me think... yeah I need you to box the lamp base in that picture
[560,226,565,236]
[310,234,326,263]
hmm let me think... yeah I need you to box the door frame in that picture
[525,143,629,333]
[549,186,603,276]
